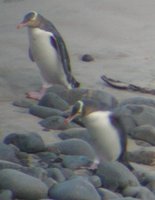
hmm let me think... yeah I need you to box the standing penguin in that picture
[17,11,80,100]
[65,99,132,169]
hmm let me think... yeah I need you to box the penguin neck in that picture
[83,111,112,127]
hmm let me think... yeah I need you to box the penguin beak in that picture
[64,113,80,125]
[16,22,28,29]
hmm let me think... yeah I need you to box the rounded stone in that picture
[48,139,97,161]
[130,125,155,145]
[81,54,94,62]
[4,132,45,153]
[123,186,155,200]
[40,116,80,130]
[0,189,13,200]
[47,168,66,182]
[96,161,139,191]
[58,128,92,143]
[48,176,101,200]
[0,142,19,163]
[39,92,69,111]
[29,105,63,118]
[62,155,92,169]
[119,97,155,108]
[0,169,48,200]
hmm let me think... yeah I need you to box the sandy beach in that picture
[1,0,155,143]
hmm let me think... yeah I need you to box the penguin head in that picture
[17,11,40,29]
[64,99,102,124]
[64,100,84,124]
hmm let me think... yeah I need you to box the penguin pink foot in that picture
[26,87,47,100]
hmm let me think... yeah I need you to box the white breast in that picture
[28,28,70,88]
[83,111,121,161]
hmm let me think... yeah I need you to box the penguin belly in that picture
[28,28,70,88]
[83,111,122,161]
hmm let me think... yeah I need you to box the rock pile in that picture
[3,85,155,199]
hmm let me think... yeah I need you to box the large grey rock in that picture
[0,169,48,200]
[128,147,155,165]
[98,187,121,199]
[0,160,24,170]
[47,168,66,182]
[4,132,45,153]
[0,190,13,200]
[82,89,118,109]
[0,142,19,163]
[39,92,69,111]
[120,97,155,108]
[29,105,63,118]
[130,125,155,145]
[96,161,139,191]
[47,139,97,161]
[48,176,101,200]
[40,115,80,130]
[114,104,155,134]
[62,155,92,169]
[58,127,92,143]
[123,186,155,200]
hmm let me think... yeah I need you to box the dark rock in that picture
[82,89,118,110]
[58,128,91,142]
[66,88,118,109]
[39,92,69,111]
[74,169,92,177]
[0,160,25,170]
[88,175,102,188]
[96,161,139,191]
[29,105,63,118]
[13,98,35,108]
[25,166,47,181]
[67,88,88,104]
[37,152,58,165]
[0,142,20,163]
[62,155,92,169]
[0,190,13,200]
[81,54,94,62]
[48,176,101,200]
[123,186,155,200]
[4,132,45,153]
[40,115,80,130]
[60,168,74,180]
[0,169,48,200]
[47,168,66,182]
[117,104,155,127]
[146,179,155,194]
[98,187,121,199]
[119,97,155,108]
[47,139,97,161]
[46,84,69,102]
[130,125,155,145]
[128,148,155,165]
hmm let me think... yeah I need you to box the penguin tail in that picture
[72,78,80,88]
[67,73,80,88]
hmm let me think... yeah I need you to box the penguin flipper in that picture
[29,48,35,62]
